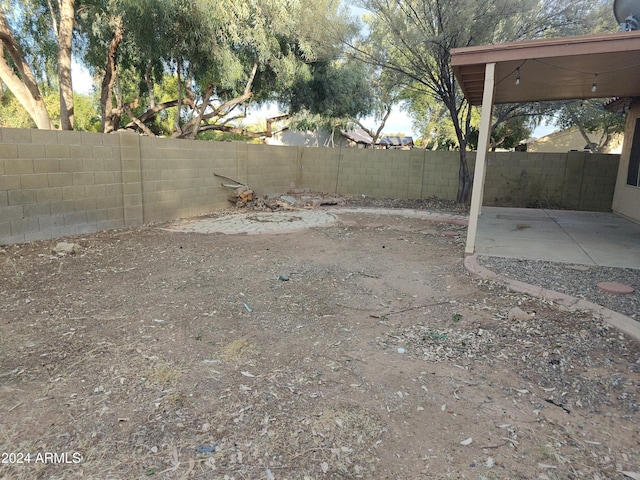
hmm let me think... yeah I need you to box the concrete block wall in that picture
[297,146,340,193]
[481,151,618,210]
[139,136,231,224]
[246,144,298,196]
[422,151,460,201]
[0,126,620,245]
[483,152,566,208]
[578,153,618,211]
[1,128,125,244]
[299,148,459,200]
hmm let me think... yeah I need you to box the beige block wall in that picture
[139,136,229,224]
[1,128,125,244]
[0,127,622,245]
[612,102,640,224]
[481,151,618,210]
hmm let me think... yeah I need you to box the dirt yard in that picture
[1,202,639,480]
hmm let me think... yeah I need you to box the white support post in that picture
[465,62,496,255]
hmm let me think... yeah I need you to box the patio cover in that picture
[450,31,640,254]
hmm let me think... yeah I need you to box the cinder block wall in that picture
[481,151,619,210]
[298,148,460,200]
[138,136,229,224]
[1,128,125,244]
[0,127,620,245]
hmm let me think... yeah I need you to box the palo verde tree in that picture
[350,0,614,203]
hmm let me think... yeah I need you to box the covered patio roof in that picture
[452,31,640,105]
[450,30,640,255]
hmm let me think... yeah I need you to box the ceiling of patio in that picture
[451,31,640,105]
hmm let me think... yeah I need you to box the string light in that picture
[591,73,598,93]
[515,67,520,85]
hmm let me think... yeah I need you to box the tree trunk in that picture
[447,98,472,205]
[456,148,471,204]
[174,63,183,136]
[145,61,155,109]
[371,104,392,147]
[188,84,214,139]
[101,16,123,133]
[57,0,75,130]
[0,8,54,129]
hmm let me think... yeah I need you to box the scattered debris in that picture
[507,306,531,321]
[52,241,81,255]
[215,172,255,206]
[195,445,217,454]
[280,195,296,205]
[2,199,637,480]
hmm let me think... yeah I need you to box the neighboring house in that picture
[517,127,623,153]
[341,127,375,148]
[267,126,413,149]
[379,135,414,149]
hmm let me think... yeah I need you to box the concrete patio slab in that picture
[476,207,640,269]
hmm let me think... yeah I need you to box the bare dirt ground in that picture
[1,199,639,480]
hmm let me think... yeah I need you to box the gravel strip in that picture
[478,255,640,320]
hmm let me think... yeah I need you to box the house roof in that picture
[341,127,373,145]
[379,136,414,147]
[451,31,640,105]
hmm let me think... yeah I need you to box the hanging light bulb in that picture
[591,74,598,93]
[515,67,520,85]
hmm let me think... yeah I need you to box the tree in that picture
[0,4,54,129]
[554,99,626,152]
[56,0,75,129]
[74,0,356,137]
[1,0,356,137]
[350,0,615,203]
[0,0,76,129]
[283,58,376,144]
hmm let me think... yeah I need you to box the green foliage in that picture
[286,60,375,119]
[468,118,532,151]
[74,0,357,134]
[197,130,263,144]
[3,0,59,85]
[556,100,626,135]
[287,109,354,135]
[0,89,36,128]
[0,87,99,131]
[73,92,102,132]
[554,100,626,152]
[353,0,614,201]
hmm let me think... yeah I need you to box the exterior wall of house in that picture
[0,127,621,245]
[612,102,640,224]
[526,127,624,154]
[266,129,355,148]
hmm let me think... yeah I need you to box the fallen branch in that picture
[370,301,450,318]
[214,173,245,186]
